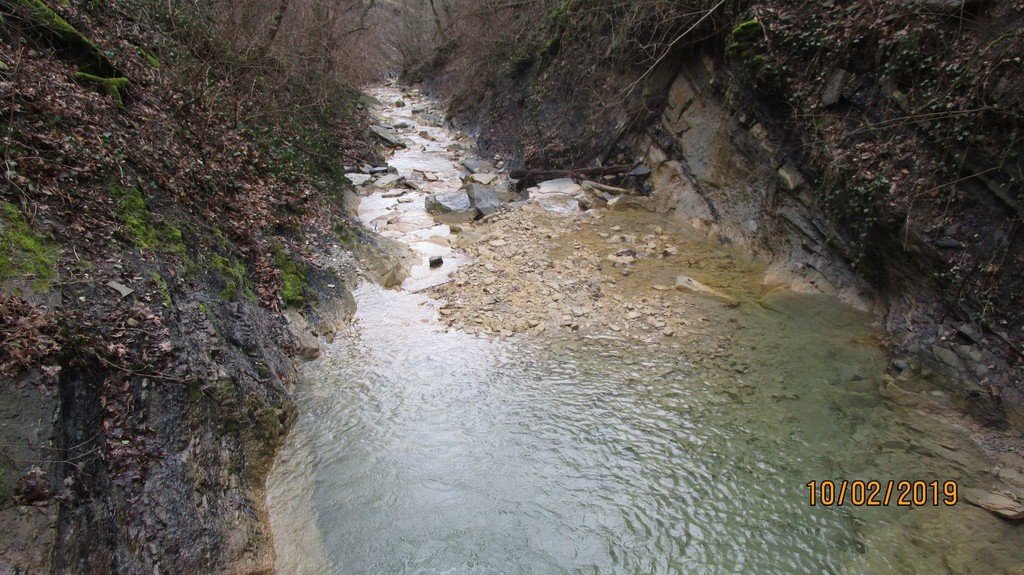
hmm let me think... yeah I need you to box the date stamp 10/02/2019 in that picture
[805,480,959,507]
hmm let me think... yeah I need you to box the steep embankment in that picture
[410,0,1024,418]
[0,1,387,572]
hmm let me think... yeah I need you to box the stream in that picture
[267,85,1024,575]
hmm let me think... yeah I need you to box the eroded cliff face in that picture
[0,0,381,572]
[419,3,1023,420]
[632,56,874,312]
[628,52,1020,417]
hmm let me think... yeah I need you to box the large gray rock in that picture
[425,190,478,223]
[820,69,851,107]
[963,488,1024,520]
[465,184,502,216]
[283,309,320,359]
[462,159,497,174]
[370,125,405,148]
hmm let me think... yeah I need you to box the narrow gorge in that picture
[0,1,1022,574]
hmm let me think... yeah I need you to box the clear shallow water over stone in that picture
[268,85,1024,575]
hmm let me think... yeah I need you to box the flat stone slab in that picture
[964,488,1024,520]
[535,178,582,196]
[469,173,498,185]
[370,125,406,148]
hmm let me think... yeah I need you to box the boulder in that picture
[370,125,405,148]
[346,173,372,186]
[429,256,444,268]
[283,309,320,359]
[374,173,405,188]
[425,190,478,223]
[465,183,502,216]
[461,159,497,174]
[395,99,406,107]
[576,193,596,210]
[535,178,582,196]
[932,345,965,371]
[820,69,851,107]
[777,164,806,192]
[607,196,638,211]
[963,488,1024,520]
[469,173,499,185]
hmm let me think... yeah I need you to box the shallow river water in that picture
[268,86,1024,575]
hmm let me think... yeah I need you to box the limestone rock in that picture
[461,159,496,174]
[465,183,502,216]
[675,275,737,305]
[374,173,405,188]
[932,345,965,371]
[370,125,406,148]
[777,164,806,192]
[283,309,320,360]
[425,190,478,223]
[963,488,1024,520]
[469,173,498,185]
[820,69,851,107]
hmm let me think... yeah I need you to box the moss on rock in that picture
[0,201,57,288]
[13,0,99,53]
[110,184,183,251]
[208,255,253,302]
[272,246,307,308]
[73,72,130,105]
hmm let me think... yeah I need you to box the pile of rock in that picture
[424,159,516,223]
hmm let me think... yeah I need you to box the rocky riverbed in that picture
[269,83,1024,575]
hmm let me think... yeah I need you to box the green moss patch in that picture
[139,49,160,69]
[14,0,100,54]
[0,202,57,287]
[209,255,253,302]
[151,272,171,306]
[110,185,183,251]
[73,72,130,106]
[12,0,119,76]
[272,246,307,308]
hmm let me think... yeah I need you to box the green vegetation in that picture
[13,0,120,76]
[151,272,172,306]
[725,17,784,90]
[139,48,160,69]
[0,201,57,287]
[110,184,183,251]
[208,254,253,302]
[13,0,100,54]
[272,246,307,308]
[73,72,130,106]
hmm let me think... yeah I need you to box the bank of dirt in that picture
[0,1,391,572]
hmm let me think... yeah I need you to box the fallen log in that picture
[510,164,636,187]
[581,180,631,196]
